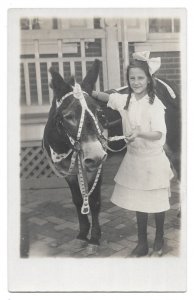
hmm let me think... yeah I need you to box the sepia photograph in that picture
[7,7,186,292]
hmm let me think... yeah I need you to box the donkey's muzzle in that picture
[83,152,107,171]
[82,139,107,171]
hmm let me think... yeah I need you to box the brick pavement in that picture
[20,152,181,258]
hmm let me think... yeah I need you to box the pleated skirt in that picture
[111,183,171,213]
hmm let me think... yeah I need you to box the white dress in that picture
[107,93,174,213]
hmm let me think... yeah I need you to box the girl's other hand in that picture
[125,128,140,143]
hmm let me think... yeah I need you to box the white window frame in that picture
[147,18,180,40]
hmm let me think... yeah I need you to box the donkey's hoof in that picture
[72,239,88,250]
[149,249,164,257]
[157,249,163,257]
[86,244,99,255]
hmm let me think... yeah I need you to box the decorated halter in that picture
[44,83,127,214]
[48,83,105,214]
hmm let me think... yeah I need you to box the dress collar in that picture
[130,93,166,110]
[130,93,150,103]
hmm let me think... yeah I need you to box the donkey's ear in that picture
[49,67,72,98]
[81,59,100,95]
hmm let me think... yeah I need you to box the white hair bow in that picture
[132,51,161,75]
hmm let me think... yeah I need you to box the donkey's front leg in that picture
[88,177,102,246]
[75,206,90,242]
[66,176,90,243]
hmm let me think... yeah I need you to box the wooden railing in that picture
[20,29,108,114]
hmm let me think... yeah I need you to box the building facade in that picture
[20,17,181,184]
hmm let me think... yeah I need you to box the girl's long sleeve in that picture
[92,91,110,103]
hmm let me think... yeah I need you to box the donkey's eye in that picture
[96,109,108,128]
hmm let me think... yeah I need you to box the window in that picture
[20,18,30,30]
[52,18,58,29]
[174,19,180,33]
[149,18,180,33]
[20,18,41,30]
[94,18,101,29]
[20,18,58,30]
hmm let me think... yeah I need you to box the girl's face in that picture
[128,67,149,99]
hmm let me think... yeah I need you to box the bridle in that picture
[44,83,126,214]
[45,83,106,214]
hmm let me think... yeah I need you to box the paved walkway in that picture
[21,152,181,258]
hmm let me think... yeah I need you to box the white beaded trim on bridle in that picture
[50,83,104,214]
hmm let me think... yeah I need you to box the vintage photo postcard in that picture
[8,8,186,292]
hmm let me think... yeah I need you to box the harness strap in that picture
[77,156,90,214]
[87,108,103,136]
[63,150,77,175]
[77,105,86,140]
[45,146,78,177]
[105,143,127,152]
[100,135,127,152]
[44,147,67,178]
[78,155,102,214]
[88,164,102,197]
[56,90,88,108]
[49,146,73,163]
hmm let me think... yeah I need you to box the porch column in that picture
[105,20,121,89]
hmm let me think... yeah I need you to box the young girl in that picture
[92,51,174,257]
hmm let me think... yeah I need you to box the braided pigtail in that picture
[147,76,156,104]
[124,65,132,110]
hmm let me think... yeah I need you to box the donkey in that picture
[43,60,108,253]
